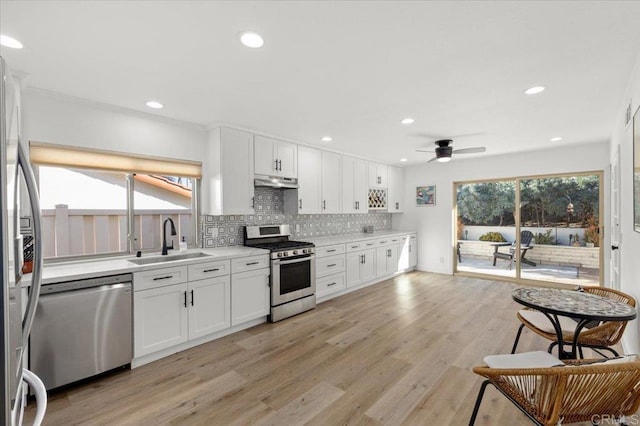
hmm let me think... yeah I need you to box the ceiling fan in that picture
[416,139,486,163]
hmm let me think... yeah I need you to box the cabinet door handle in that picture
[327,249,336,253]
[327,264,337,267]
[246,261,260,266]
[388,249,391,257]
[327,282,337,287]
[363,254,366,263]
[153,275,173,281]
[409,245,412,252]
[274,159,278,171]
[203,268,220,273]
[360,254,364,264]
[396,202,399,210]
[323,200,326,210]
[183,291,187,308]
[299,199,302,209]
[251,197,255,208]
[190,289,194,306]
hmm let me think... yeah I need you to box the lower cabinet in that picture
[231,268,270,326]
[134,283,189,357]
[134,276,231,358]
[376,245,399,277]
[346,248,376,287]
[316,272,346,299]
[189,276,231,340]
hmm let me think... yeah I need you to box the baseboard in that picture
[316,267,415,304]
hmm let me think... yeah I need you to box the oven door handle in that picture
[274,256,313,266]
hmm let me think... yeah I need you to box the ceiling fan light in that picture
[436,157,451,163]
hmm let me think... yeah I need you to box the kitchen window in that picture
[30,142,201,260]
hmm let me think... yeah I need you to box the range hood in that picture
[254,175,298,189]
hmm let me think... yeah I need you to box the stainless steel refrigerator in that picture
[1,56,46,424]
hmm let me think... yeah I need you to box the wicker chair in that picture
[511,287,636,358]
[469,358,640,425]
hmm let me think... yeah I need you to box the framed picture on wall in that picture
[416,185,436,206]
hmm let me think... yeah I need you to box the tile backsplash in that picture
[202,187,392,248]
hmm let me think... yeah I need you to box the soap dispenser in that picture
[179,236,187,252]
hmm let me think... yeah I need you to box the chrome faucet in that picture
[161,218,177,255]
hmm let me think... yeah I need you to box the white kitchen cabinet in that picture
[188,276,231,340]
[346,248,376,287]
[387,165,405,213]
[342,156,368,213]
[205,127,255,215]
[321,151,342,213]
[134,261,232,358]
[316,272,346,299]
[368,162,388,188]
[284,145,321,214]
[231,268,270,326]
[134,282,189,357]
[254,135,297,179]
[376,245,399,277]
[398,234,418,270]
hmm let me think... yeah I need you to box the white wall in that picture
[393,142,610,278]
[610,52,640,354]
[21,89,208,162]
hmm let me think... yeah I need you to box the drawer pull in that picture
[327,264,337,267]
[351,245,359,249]
[380,240,387,244]
[246,261,260,266]
[326,249,337,253]
[153,275,173,281]
[203,268,220,273]
[327,282,337,287]
[366,243,374,246]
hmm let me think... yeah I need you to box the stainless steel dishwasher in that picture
[30,273,133,390]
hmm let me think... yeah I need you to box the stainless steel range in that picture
[244,225,315,322]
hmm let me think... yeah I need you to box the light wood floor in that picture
[26,272,618,425]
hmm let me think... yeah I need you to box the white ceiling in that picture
[2,1,640,165]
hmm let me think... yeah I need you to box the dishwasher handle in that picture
[39,281,132,296]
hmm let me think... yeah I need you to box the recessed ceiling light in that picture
[550,137,563,142]
[145,101,163,109]
[240,32,264,48]
[0,35,23,49]
[524,86,545,95]
[401,118,415,125]
[400,158,408,162]
[321,136,332,142]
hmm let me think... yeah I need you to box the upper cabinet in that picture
[387,166,405,213]
[204,127,255,215]
[284,145,321,214]
[368,162,388,188]
[254,135,297,179]
[342,156,368,214]
[321,151,342,213]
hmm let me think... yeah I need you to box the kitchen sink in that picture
[129,251,212,265]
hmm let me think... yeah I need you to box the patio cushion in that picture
[484,351,563,369]
[519,309,588,335]
[601,354,638,365]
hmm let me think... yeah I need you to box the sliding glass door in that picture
[455,172,602,286]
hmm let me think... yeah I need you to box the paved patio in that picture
[457,255,600,286]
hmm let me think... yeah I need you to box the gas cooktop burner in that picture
[250,240,314,252]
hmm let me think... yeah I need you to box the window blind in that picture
[29,141,202,178]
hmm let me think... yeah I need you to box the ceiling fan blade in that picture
[415,149,434,153]
[427,157,438,163]
[452,147,486,154]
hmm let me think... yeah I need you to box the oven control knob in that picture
[302,249,307,254]
[293,250,299,255]
[277,252,283,258]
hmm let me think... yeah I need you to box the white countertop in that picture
[32,246,269,285]
[305,230,416,247]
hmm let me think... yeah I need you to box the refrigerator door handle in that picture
[17,140,43,350]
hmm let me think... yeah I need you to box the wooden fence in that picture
[42,204,192,258]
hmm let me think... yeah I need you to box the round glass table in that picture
[512,287,636,359]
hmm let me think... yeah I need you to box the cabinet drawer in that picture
[376,237,394,246]
[188,260,230,281]
[316,254,346,277]
[346,240,376,252]
[389,236,402,245]
[232,255,270,274]
[316,244,345,258]
[134,266,188,291]
[316,272,346,298]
